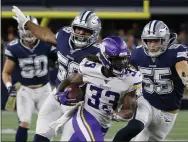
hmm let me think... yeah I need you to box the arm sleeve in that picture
[128,71,143,93]
[176,45,187,63]
[4,45,17,62]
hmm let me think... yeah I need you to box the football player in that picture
[113,20,188,142]
[54,36,142,141]
[12,6,102,142]
[2,16,57,142]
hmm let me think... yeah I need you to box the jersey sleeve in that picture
[79,58,104,82]
[128,71,143,93]
[176,44,187,63]
[129,46,142,69]
[4,43,17,62]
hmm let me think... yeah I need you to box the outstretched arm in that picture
[25,21,57,45]
[12,6,57,45]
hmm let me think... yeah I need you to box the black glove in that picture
[7,86,17,97]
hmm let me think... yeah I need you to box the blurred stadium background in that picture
[1,0,188,141]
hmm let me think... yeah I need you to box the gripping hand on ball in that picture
[55,88,77,106]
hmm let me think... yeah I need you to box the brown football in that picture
[65,84,83,102]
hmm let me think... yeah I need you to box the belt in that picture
[25,83,46,89]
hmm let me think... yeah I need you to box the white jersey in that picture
[79,58,142,128]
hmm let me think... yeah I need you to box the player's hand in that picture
[12,6,29,31]
[7,86,17,97]
[55,88,77,106]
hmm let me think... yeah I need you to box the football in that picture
[65,84,83,102]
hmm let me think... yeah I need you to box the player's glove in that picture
[7,86,17,97]
[55,88,77,106]
[12,6,29,33]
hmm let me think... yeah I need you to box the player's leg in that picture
[16,86,35,142]
[147,108,178,141]
[113,96,152,142]
[33,88,62,142]
[35,83,52,112]
[60,106,108,142]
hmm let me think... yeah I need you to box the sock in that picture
[113,119,144,142]
[33,134,50,142]
[15,126,28,142]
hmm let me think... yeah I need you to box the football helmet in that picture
[99,36,130,76]
[18,15,38,44]
[141,20,177,57]
[71,11,101,48]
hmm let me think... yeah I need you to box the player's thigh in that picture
[36,88,62,135]
[17,86,35,125]
[134,96,152,125]
[35,83,52,112]
[149,110,178,141]
[60,118,75,141]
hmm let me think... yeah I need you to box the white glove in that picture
[12,6,29,31]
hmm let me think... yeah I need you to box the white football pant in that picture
[132,96,177,141]
[16,83,51,125]
[35,88,74,140]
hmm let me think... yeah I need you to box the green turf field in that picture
[1,111,188,141]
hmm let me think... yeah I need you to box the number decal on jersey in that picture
[62,27,72,33]
[87,84,120,110]
[19,55,48,78]
[125,68,137,76]
[57,51,79,81]
[139,67,174,94]
[84,61,96,68]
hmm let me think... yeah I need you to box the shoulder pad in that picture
[168,44,184,49]
[92,43,101,48]
[7,39,19,47]
[136,45,143,49]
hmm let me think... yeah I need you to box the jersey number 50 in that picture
[19,55,48,78]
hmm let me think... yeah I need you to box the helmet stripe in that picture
[85,11,93,21]
[80,11,87,21]
[81,11,92,21]
[150,20,157,34]
[148,21,152,34]
[153,20,159,33]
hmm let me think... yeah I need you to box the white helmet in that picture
[71,11,102,48]
[141,20,177,57]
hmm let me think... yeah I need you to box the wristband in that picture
[6,82,12,89]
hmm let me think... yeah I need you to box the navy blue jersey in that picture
[55,27,100,86]
[130,44,187,111]
[5,39,57,86]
